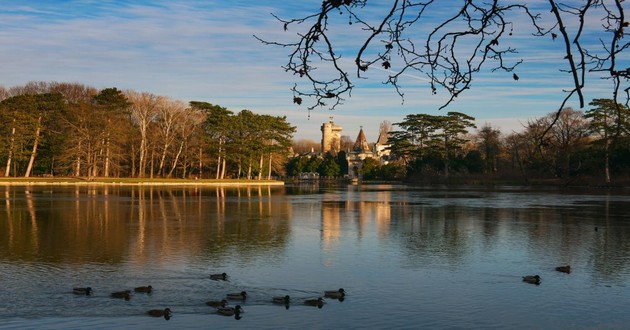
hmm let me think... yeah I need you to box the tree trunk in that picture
[104,134,111,178]
[4,120,16,177]
[258,154,264,180]
[604,131,611,184]
[168,141,184,178]
[216,153,221,179]
[221,158,226,179]
[198,146,203,178]
[24,116,42,178]
[75,155,81,177]
[131,144,136,178]
[158,141,169,176]
[149,144,156,179]
[267,153,272,180]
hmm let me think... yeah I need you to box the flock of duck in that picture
[522,265,571,285]
[72,272,346,321]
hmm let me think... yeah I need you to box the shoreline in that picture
[0,178,285,186]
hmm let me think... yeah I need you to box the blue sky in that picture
[0,1,625,142]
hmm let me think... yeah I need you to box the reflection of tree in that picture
[394,206,471,268]
[392,197,630,282]
[320,188,392,249]
[0,185,291,265]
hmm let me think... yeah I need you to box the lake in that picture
[1,184,629,329]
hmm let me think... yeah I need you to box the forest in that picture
[0,82,295,180]
[2,81,630,186]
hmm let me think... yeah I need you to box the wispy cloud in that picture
[0,1,622,141]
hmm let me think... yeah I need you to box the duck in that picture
[217,304,243,316]
[226,291,247,300]
[206,299,229,308]
[111,290,131,300]
[210,272,228,281]
[304,297,325,308]
[147,308,172,320]
[522,275,541,285]
[134,285,153,293]
[324,288,345,299]
[73,287,92,296]
[555,265,571,274]
[273,295,290,305]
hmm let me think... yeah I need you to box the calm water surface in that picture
[1,184,629,329]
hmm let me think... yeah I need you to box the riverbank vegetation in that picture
[2,82,629,187]
[289,100,630,187]
[0,82,295,181]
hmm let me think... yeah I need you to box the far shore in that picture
[0,177,284,186]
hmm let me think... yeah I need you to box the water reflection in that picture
[0,185,291,264]
[1,184,630,329]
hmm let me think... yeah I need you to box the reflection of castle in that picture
[320,118,391,179]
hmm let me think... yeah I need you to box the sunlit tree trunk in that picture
[104,126,111,177]
[168,141,184,178]
[4,120,16,177]
[267,153,272,180]
[24,116,42,178]
[215,152,221,179]
[258,154,264,180]
[149,144,156,179]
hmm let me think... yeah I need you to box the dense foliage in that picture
[0,82,295,179]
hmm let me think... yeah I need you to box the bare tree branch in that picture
[256,0,628,116]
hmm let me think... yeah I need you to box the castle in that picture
[320,118,390,179]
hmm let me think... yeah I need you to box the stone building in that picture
[346,127,380,179]
[321,118,343,154]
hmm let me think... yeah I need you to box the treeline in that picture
[0,82,295,179]
[287,101,630,185]
[389,103,630,185]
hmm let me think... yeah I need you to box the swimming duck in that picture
[111,290,131,300]
[304,297,325,308]
[226,291,247,300]
[217,305,243,316]
[273,295,290,305]
[522,275,541,285]
[206,299,229,308]
[555,265,571,274]
[147,308,172,320]
[134,285,153,293]
[73,287,92,296]
[324,288,345,299]
[210,272,228,281]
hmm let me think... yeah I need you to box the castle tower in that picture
[321,117,343,154]
[353,126,371,153]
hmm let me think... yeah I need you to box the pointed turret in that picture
[353,127,370,152]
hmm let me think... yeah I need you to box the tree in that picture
[584,98,630,183]
[476,124,502,174]
[544,108,590,180]
[258,1,628,119]
[0,92,67,177]
[127,91,160,178]
[434,112,477,177]
[192,101,234,179]
[390,111,476,177]
[91,87,131,177]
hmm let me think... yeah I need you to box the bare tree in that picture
[127,91,160,178]
[257,1,628,117]
[155,97,186,177]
